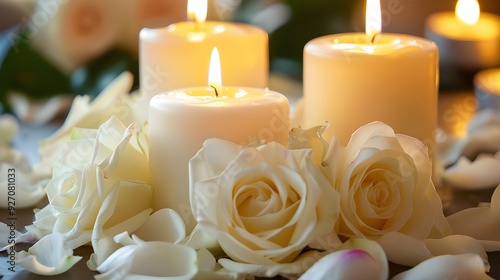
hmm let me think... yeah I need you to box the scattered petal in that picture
[447,185,500,249]
[424,235,489,271]
[391,254,493,280]
[17,233,82,275]
[300,239,388,280]
[443,153,500,189]
[96,242,198,280]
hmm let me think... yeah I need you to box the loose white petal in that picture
[96,242,198,280]
[443,155,500,190]
[392,254,493,280]
[447,185,500,245]
[17,233,82,275]
[424,235,489,271]
[299,249,385,280]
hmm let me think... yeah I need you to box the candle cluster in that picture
[143,0,497,232]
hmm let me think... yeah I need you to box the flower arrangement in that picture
[1,72,500,279]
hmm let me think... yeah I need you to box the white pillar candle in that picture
[302,0,438,152]
[425,0,500,70]
[139,0,268,99]
[149,48,289,232]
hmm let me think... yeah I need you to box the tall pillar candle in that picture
[139,0,268,99]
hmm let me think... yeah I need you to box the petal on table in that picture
[391,254,493,280]
[300,239,387,280]
[96,242,198,280]
[447,184,500,244]
[424,234,489,271]
[17,233,82,275]
[443,154,500,190]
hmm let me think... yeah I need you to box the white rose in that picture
[189,139,339,277]
[28,116,152,250]
[323,122,451,240]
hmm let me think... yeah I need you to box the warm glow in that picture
[455,0,480,25]
[187,0,207,24]
[208,47,222,95]
[366,0,382,41]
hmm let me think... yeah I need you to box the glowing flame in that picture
[208,47,222,95]
[366,0,382,41]
[187,0,207,25]
[456,0,480,25]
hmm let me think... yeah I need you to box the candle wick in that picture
[370,32,381,44]
[210,85,219,97]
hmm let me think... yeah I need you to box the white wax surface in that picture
[303,33,438,151]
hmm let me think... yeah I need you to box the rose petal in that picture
[96,242,198,280]
[391,254,493,280]
[134,208,186,244]
[377,232,433,266]
[447,184,500,249]
[17,233,82,275]
[90,180,153,267]
[424,235,489,271]
[300,239,387,280]
[180,224,219,251]
[443,154,500,190]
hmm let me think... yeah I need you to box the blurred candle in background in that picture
[425,0,500,70]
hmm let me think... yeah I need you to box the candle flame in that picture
[366,0,381,42]
[187,0,207,26]
[456,0,480,25]
[208,47,222,96]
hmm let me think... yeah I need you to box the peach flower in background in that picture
[30,0,121,73]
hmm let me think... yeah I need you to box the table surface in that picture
[1,91,500,280]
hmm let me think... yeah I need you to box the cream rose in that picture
[28,116,152,250]
[323,122,450,240]
[189,139,339,277]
